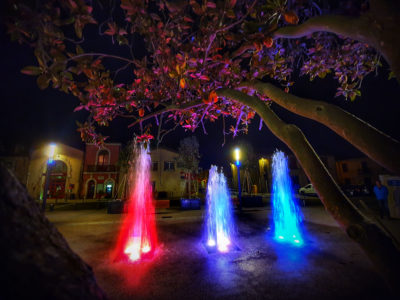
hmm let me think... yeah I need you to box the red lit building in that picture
[82,143,121,199]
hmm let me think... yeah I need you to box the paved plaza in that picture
[46,206,398,300]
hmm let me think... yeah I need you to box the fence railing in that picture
[85,165,117,172]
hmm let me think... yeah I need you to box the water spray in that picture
[271,151,303,246]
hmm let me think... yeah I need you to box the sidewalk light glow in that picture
[48,143,56,163]
[234,148,240,166]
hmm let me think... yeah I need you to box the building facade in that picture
[81,143,121,199]
[230,153,337,194]
[336,157,389,187]
[0,144,30,186]
[150,147,186,198]
[26,143,83,200]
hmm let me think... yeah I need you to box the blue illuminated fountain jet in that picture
[205,165,235,252]
[272,151,303,245]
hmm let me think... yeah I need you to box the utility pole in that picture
[235,148,242,212]
[42,144,56,212]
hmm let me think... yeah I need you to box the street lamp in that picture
[42,143,56,211]
[234,148,242,212]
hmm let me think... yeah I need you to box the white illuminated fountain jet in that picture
[205,165,235,252]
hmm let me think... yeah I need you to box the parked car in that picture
[299,184,317,196]
[342,185,370,197]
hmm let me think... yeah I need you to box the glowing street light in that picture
[234,148,242,212]
[48,143,56,163]
[42,143,57,211]
[234,148,240,166]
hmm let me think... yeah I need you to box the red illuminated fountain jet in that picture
[112,134,157,262]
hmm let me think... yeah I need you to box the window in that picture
[342,163,348,172]
[164,161,175,171]
[96,183,104,193]
[152,161,158,171]
[97,149,109,165]
[361,161,369,172]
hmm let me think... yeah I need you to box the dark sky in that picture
[1,22,399,169]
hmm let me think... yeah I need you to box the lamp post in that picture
[42,143,56,211]
[234,148,242,212]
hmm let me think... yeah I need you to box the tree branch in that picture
[272,10,400,84]
[240,80,400,174]
[66,53,136,65]
[216,0,258,34]
[127,100,204,128]
[273,15,370,43]
[217,87,362,227]
[203,0,258,64]
[217,88,400,291]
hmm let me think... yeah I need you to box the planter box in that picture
[154,200,170,209]
[242,196,263,207]
[181,198,201,210]
[107,200,125,214]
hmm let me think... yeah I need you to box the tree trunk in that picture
[242,81,400,175]
[0,165,107,300]
[217,88,400,293]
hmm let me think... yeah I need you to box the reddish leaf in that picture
[283,11,299,24]
[228,0,236,8]
[199,75,210,81]
[21,66,41,76]
[208,91,218,104]
[104,22,118,35]
[139,108,145,117]
[263,37,274,48]
[180,78,186,89]
[206,2,217,9]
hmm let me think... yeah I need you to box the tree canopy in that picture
[5,0,394,144]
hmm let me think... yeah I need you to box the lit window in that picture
[97,150,109,165]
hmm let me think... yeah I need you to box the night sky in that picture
[1,20,399,169]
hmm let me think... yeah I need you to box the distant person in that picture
[373,180,389,219]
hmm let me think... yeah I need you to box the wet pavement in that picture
[47,207,395,300]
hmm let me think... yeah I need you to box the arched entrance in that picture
[86,180,96,199]
[48,160,67,200]
[104,179,114,199]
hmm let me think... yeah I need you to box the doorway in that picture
[48,160,67,200]
[86,180,96,199]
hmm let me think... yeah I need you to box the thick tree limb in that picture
[273,15,369,42]
[241,81,400,175]
[217,88,400,293]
